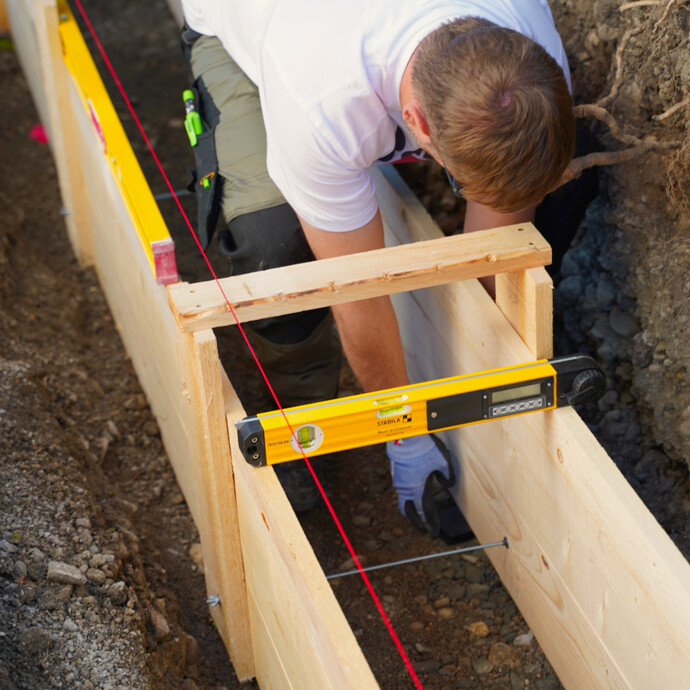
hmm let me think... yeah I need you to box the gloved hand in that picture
[386,433,455,536]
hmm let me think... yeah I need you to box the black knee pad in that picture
[217,203,314,274]
[217,204,328,343]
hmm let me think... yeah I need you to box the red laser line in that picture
[70,1,422,686]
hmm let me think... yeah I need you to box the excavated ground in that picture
[1,1,688,689]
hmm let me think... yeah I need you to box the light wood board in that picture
[169,224,551,331]
[377,165,690,690]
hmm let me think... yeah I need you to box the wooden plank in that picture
[34,0,93,264]
[7,0,51,129]
[377,165,690,690]
[179,330,253,680]
[168,224,551,331]
[496,267,554,359]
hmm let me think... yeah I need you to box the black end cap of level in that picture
[235,417,266,466]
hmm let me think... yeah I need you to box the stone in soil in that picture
[47,560,87,585]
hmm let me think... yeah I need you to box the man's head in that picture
[405,17,575,212]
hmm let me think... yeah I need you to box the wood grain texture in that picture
[496,268,554,359]
[179,331,253,679]
[168,224,551,331]
[7,0,50,130]
[378,165,690,690]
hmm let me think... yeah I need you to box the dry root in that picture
[654,96,690,122]
[574,104,683,149]
[665,136,690,213]
[557,1,689,197]
[596,26,644,110]
[558,104,683,187]
[560,148,644,186]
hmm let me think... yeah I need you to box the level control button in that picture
[489,396,546,418]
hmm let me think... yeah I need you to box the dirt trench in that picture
[1,1,688,689]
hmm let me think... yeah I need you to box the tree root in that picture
[654,96,690,122]
[665,137,690,212]
[596,26,644,109]
[557,1,689,193]
[557,105,683,187]
[561,148,644,185]
[574,104,683,149]
[619,1,667,11]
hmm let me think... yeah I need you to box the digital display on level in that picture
[491,382,542,404]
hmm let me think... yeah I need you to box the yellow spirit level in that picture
[236,354,605,466]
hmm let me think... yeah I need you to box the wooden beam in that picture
[168,224,551,331]
[179,330,253,679]
[377,165,690,690]
[496,267,553,360]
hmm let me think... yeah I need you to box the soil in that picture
[1,1,688,689]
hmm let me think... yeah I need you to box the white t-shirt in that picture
[182,0,570,231]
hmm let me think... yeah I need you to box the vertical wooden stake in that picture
[495,267,553,359]
[180,329,254,681]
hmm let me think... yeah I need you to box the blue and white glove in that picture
[386,433,455,536]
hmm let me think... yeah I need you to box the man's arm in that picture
[301,201,541,535]
[300,208,456,536]
[297,209,409,393]
[298,200,536,391]
[463,200,536,297]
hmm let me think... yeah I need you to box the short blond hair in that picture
[412,17,575,212]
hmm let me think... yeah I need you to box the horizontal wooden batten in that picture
[168,224,551,331]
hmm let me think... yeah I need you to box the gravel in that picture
[0,359,151,690]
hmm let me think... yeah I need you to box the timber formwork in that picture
[6,1,690,688]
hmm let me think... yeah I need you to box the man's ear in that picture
[402,102,431,138]
[402,102,441,162]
